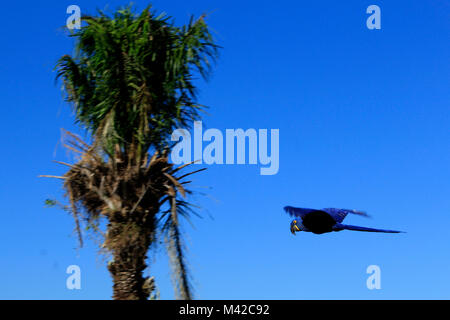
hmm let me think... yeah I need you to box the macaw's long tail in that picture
[337,223,404,233]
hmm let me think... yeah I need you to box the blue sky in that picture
[0,0,449,299]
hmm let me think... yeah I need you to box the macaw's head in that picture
[290,220,301,235]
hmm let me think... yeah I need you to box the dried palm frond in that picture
[42,130,202,299]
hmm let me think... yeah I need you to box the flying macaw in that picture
[284,206,403,235]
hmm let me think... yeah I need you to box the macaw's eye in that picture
[293,220,297,224]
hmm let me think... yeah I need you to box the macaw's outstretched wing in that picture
[337,224,404,233]
[323,208,370,223]
[284,206,318,219]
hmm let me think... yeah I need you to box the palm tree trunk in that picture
[106,218,153,300]
[108,262,148,300]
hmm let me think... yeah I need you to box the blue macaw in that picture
[284,206,403,235]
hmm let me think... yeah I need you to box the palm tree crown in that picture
[57,5,217,157]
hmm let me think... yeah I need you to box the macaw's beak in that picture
[290,224,297,235]
[290,223,300,235]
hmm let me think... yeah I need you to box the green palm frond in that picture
[56,5,219,157]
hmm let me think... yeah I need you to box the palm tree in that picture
[44,4,218,300]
